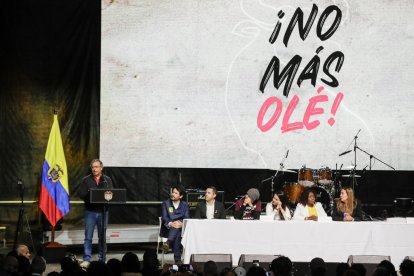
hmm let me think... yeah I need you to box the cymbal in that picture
[342,165,355,170]
[270,168,297,173]
[342,174,361,178]
[281,169,297,173]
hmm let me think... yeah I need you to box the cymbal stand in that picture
[261,151,289,199]
[333,163,343,197]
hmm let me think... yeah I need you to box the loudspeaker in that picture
[190,254,232,274]
[186,190,225,209]
[394,198,414,217]
[348,255,390,276]
[326,262,341,276]
[292,262,339,276]
[238,254,279,270]
[291,262,309,276]
[39,244,67,263]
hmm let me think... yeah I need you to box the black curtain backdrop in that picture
[0,0,101,227]
[1,0,413,241]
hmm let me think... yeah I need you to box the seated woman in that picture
[293,188,327,220]
[266,191,291,220]
[332,187,363,221]
[234,188,261,220]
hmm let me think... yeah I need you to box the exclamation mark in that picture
[328,92,344,126]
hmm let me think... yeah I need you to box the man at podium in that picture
[78,159,113,268]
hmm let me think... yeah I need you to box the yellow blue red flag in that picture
[39,115,70,226]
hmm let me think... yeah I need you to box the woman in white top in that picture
[293,188,327,221]
[266,191,292,220]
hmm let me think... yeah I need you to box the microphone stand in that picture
[262,151,288,199]
[13,179,35,252]
[347,130,395,191]
[352,131,359,191]
[339,129,361,191]
[354,146,395,171]
[225,196,244,211]
[101,175,109,262]
[333,164,342,197]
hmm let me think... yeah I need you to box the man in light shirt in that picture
[194,186,226,219]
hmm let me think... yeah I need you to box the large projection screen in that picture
[101,0,414,170]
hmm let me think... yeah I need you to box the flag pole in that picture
[41,110,66,262]
[51,226,55,243]
[50,108,59,245]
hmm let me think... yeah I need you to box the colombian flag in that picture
[39,115,70,226]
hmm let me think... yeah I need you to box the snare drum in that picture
[283,182,304,203]
[298,168,315,187]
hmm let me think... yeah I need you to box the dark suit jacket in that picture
[78,174,114,212]
[160,199,190,238]
[194,200,226,219]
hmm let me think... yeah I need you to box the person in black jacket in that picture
[234,188,261,220]
[78,159,114,268]
[194,186,226,219]
[332,187,363,221]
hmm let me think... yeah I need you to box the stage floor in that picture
[45,224,159,245]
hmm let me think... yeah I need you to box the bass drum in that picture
[283,182,304,204]
[313,186,333,215]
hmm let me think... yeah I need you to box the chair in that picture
[157,217,168,266]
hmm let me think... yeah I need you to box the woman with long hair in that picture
[266,191,291,220]
[332,187,363,221]
[293,188,327,221]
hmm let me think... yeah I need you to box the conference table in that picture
[181,219,414,267]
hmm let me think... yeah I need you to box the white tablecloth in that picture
[181,219,414,266]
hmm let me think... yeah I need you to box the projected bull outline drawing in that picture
[224,0,375,169]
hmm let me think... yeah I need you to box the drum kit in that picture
[263,130,396,215]
[261,151,346,215]
[282,166,340,214]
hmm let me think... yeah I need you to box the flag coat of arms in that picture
[39,114,70,226]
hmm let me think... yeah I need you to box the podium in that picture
[90,188,126,261]
[90,188,127,204]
